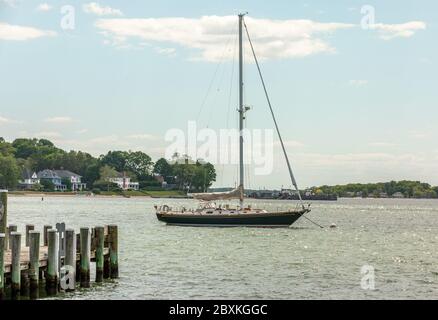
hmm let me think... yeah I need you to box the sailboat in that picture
[155,13,311,227]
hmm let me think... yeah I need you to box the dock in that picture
[0,190,119,300]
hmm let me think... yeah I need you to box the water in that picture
[6,196,438,299]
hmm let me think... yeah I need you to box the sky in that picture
[0,0,437,189]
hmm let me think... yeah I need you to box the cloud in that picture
[34,131,62,138]
[126,134,158,140]
[368,142,397,147]
[1,0,19,8]
[349,79,368,86]
[274,140,304,148]
[0,116,12,123]
[44,116,74,123]
[83,2,123,16]
[0,22,56,41]
[409,130,429,139]
[372,21,426,40]
[154,47,176,56]
[36,3,52,11]
[94,15,354,61]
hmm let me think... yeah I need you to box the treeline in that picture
[312,180,438,199]
[0,137,216,192]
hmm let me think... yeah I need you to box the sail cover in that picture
[191,187,242,201]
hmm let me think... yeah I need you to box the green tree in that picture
[62,178,72,191]
[0,155,20,189]
[125,151,153,180]
[153,158,173,177]
[40,179,55,191]
[100,151,129,172]
[94,165,118,191]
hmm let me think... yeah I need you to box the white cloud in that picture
[126,134,158,140]
[154,47,176,56]
[372,21,426,40]
[44,116,73,123]
[95,15,354,61]
[368,142,397,147]
[274,140,304,148]
[34,131,62,138]
[0,116,12,123]
[349,79,368,86]
[36,3,52,11]
[0,22,56,41]
[83,2,123,16]
[1,0,19,8]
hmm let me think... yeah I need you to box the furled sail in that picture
[190,187,242,201]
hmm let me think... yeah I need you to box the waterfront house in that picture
[53,170,87,191]
[392,192,405,198]
[37,169,66,191]
[18,168,40,189]
[108,172,139,191]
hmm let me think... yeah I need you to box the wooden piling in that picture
[0,233,5,300]
[20,270,30,297]
[46,229,59,295]
[80,227,91,288]
[29,231,40,299]
[43,225,52,246]
[108,225,119,279]
[7,224,17,250]
[0,191,7,249]
[95,226,104,282]
[25,224,35,247]
[64,229,76,291]
[10,232,21,299]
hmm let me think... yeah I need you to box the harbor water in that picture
[7,196,438,299]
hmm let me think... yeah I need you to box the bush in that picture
[139,180,162,188]
[92,188,101,194]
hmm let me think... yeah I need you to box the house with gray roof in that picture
[53,170,86,191]
[18,168,40,190]
[37,169,66,191]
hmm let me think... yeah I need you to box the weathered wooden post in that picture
[8,224,17,250]
[64,229,76,291]
[25,224,35,247]
[43,225,52,246]
[20,270,30,297]
[46,229,59,295]
[95,226,104,282]
[10,232,21,299]
[29,231,40,299]
[80,227,91,288]
[75,233,81,282]
[0,190,7,249]
[108,225,119,278]
[0,233,5,300]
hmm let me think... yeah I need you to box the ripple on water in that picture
[6,196,438,299]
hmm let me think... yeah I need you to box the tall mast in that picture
[238,13,245,207]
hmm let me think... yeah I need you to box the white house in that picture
[54,170,87,191]
[108,172,139,191]
[18,168,40,189]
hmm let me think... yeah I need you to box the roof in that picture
[53,170,81,178]
[21,168,35,180]
[37,169,61,179]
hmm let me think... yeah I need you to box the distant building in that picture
[392,192,405,198]
[108,172,139,191]
[53,170,86,191]
[37,169,66,191]
[18,168,40,189]
[379,192,389,198]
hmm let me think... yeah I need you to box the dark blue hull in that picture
[156,210,308,227]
